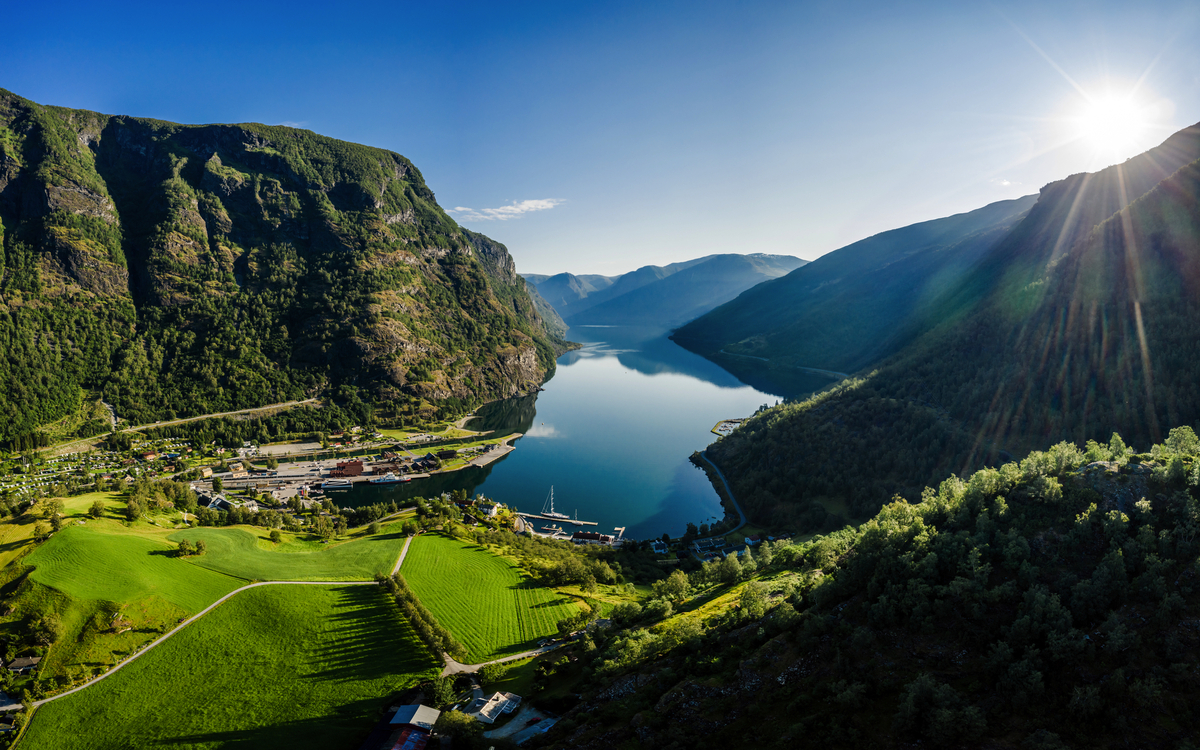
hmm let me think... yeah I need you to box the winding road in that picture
[695,450,748,538]
[30,580,377,708]
[31,528,416,709]
[28,530,543,711]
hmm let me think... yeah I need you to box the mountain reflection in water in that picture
[350,325,836,539]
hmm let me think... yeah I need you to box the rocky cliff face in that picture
[0,88,557,439]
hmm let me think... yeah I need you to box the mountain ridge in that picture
[0,88,561,445]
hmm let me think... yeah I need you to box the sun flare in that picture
[1076,94,1150,153]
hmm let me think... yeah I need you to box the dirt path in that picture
[392,534,414,575]
[30,580,376,708]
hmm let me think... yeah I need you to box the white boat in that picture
[541,486,569,519]
[321,478,353,489]
[369,473,409,485]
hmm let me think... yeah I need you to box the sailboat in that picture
[541,486,569,520]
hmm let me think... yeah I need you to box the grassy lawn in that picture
[169,525,408,581]
[21,584,441,750]
[28,525,243,612]
[401,533,579,663]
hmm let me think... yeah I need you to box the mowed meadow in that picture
[168,524,409,581]
[401,533,580,662]
[21,584,440,750]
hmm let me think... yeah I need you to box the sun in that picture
[1076,94,1150,153]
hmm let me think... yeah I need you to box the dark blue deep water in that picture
[350,326,833,539]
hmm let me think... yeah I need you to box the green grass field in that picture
[28,525,242,612]
[21,584,441,750]
[168,526,407,581]
[401,533,579,662]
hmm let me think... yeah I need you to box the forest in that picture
[0,88,562,449]
[533,428,1200,748]
[707,127,1200,532]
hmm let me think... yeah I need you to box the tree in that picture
[433,710,481,740]
[43,499,64,519]
[368,521,380,535]
[269,529,282,544]
[89,500,105,519]
[477,663,504,685]
[50,515,63,532]
[314,515,334,539]
[717,553,742,584]
[653,569,691,603]
[195,539,207,555]
[212,477,223,493]
[32,522,50,542]
[739,581,768,619]
[429,676,457,708]
[124,499,142,522]
[177,540,193,557]
[266,457,279,470]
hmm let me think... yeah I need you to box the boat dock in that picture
[516,512,598,527]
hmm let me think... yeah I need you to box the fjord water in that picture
[355,326,833,539]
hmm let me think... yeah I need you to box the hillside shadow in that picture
[302,586,439,682]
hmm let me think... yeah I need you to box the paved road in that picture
[441,642,563,677]
[696,450,747,538]
[126,399,320,432]
[392,534,414,575]
[30,580,376,708]
[31,521,417,710]
[47,399,321,457]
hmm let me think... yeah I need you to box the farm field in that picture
[21,584,441,750]
[169,524,408,581]
[401,533,579,662]
[27,525,242,612]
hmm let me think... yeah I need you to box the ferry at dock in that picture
[368,472,409,485]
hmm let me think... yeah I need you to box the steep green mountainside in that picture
[707,122,1200,528]
[672,196,1036,377]
[568,253,807,330]
[536,435,1200,750]
[523,277,569,339]
[0,89,561,445]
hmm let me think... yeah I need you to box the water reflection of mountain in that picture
[466,392,538,436]
[349,462,501,507]
[564,326,829,398]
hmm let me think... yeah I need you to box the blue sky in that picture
[6,1,1200,274]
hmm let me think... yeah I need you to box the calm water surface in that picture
[351,326,833,539]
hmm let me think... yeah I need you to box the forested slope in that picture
[707,122,1200,530]
[672,195,1036,377]
[536,432,1200,749]
[0,89,560,446]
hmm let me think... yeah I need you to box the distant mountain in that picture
[572,253,808,329]
[524,272,618,318]
[672,195,1038,377]
[525,253,805,333]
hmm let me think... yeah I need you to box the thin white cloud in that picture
[448,198,563,221]
[990,178,1021,187]
[276,120,307,128]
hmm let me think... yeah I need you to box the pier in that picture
[516,512,598,526]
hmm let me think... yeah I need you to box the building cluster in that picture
[381,704,440,750]
[329,460,365,479]
[466,691,522,723]
[571,530,615,545]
